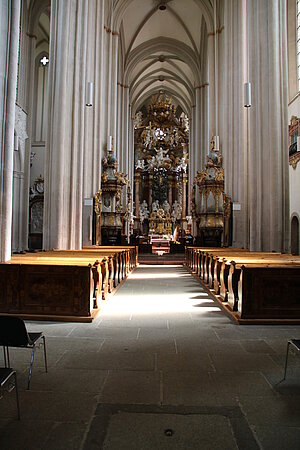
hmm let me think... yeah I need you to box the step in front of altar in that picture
[151,241,170,255]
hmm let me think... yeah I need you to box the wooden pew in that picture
[11,251,109,303]
[187,248,248,284]
[0,246,137,322]
[27,248,134,299]
[216,253,280,301]
[186,247,300,323]
[0,258,95,321]
[83,245,138,271]
[185,247,245,277]
[237,263,300,320]
[225,255,300,311]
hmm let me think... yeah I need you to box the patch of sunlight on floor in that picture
[101,294,219,316]
[129,268,190,280]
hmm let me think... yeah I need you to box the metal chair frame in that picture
[283,339,300,381]
[0,368,20,420]
[0,316,48,389]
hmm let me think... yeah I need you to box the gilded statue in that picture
[94,189,102,216]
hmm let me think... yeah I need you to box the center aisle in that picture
[102,264,219,319]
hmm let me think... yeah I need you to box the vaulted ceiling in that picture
[116,0,214,116]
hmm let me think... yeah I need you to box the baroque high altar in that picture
[133,94,190,240]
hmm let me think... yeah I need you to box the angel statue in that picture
[135,159,145,170]
[139,200,149,223]
[162,200,170,213]
[151,200,159,212]
[155,146,169,165]
[171,200,182,223]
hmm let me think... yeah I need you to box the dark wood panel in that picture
[239,267,300,319]
[0,264,93,318]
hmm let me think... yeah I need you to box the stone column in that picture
[0,0,21,261]
[44,0,88,250]
[12,105,28,252]
[207,31,216,139]
[182,173,188,218]
[247,0,289,251]
[83,0,105,198]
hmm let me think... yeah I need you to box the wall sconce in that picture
[214,135,220,151]
[244,82,252,107]
[107,135,112,151]
[86,81,93,107]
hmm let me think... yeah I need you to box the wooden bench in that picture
[11,252,109,303]
[0,259,95,321]
[83,245,138,275]
[225,255,300,312]
[0,247,137,322]
[217,253,282,301]
[237,264,300,320]
[185,248,300,324]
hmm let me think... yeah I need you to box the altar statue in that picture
[155,146,169,165]
[135,159,145,170]
[152,200,159,212]
[139,200,149,223]
[171,200,182,222]
[162,200,170,212]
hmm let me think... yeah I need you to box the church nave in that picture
[1,265,300,449]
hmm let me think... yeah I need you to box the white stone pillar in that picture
[194,88,201,172]
[12,105,28,252]
[247,0,289,251]
[83,0,105,198]
[219,0,248,249]
[207,33,216,139]
[0,0,21,261]
[220,0,289,251]
[44,0,88,249]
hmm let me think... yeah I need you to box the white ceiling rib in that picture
[114,0,213,116]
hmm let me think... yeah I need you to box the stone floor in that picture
[0,264,300,449]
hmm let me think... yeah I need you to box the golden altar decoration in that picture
[149,208,172,235]
[193,138,231,247]
[133,93,189,237]
[94,148,127,245]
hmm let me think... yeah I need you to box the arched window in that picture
[33,52,49,142]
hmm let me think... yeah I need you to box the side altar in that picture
[192,138,232,247]
[94,145,128,245]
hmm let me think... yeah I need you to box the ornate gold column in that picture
[94,189,102,245]
[168,176,173,206]
[134,172,140,218]
[182,173,187,218]
[148,173,153,206]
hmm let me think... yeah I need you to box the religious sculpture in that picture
[139,200,150,223]
[135,159,145,170]
[152,200,159,212]
[171,200,182,223]
[162,200,170,212]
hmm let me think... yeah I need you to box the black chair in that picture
[0,368,20,419]
[0,316,47,389]
[283,339,300,380]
